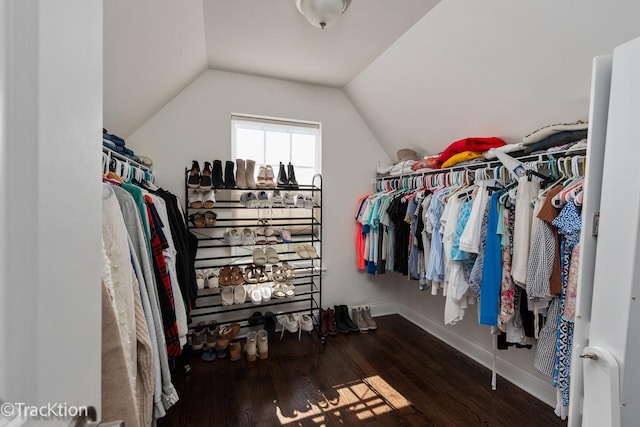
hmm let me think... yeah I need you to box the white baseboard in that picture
[368,301,556,407]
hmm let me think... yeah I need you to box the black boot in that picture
[287,162,299,189]
[199,161,213,190]
[277,162,288,188]
[224,160,235,188]
[341,305,359,332]
[212,160,224,188]
[333,305,350,334]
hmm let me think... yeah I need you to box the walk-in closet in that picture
[3,1,640,427]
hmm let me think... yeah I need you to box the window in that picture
[231,115,321,186]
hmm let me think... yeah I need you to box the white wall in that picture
[345,0,640,159]
[104,0,207,138]
[128,69,395,309]
[1,0,102,418]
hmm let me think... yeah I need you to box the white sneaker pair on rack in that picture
[294,194,314,209]
[276,312,314,340]
[223,228,242,246]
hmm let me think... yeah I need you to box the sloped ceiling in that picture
[103,0,439,138]
[344,0,640,159]
[103,0,207,138]
[202,0,439,88]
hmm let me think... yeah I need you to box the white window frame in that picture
[231,114,322,184]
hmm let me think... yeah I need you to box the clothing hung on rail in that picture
[356,150,586,420]
[102,172,198,426]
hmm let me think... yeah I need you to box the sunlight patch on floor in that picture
[275,375,411,425]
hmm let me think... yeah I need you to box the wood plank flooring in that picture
[159,314,566,427]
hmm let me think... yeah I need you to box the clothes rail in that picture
[375,148,586,191]
[103,146,155,184]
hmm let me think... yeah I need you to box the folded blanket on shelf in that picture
[522,120,588,145]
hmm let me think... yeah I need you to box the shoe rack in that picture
[184,168,323,339]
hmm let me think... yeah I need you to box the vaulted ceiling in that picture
[104,0,640,158]
[104,0,439,138]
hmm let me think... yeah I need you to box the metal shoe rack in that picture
[185,170,323,338]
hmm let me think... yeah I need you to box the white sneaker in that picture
[272,190,283,207]
[303,196,314,209]
[299,313,314,333]
[241,228,256,245]
[284,192,295,206]
[223,228,242,245]
[294,194,305,208]
[257,190,270,208]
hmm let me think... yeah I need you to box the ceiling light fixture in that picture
[294,0,351,30]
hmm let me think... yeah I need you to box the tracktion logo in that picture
[1,401,89,419]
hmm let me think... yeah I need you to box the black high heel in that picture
[187,161,201,188]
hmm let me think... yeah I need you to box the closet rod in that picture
[103,146,152,173]
[375,147,586,182]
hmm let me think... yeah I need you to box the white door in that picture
[567,55,612,427]
[580,35,640,427]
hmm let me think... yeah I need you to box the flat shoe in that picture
[253,248,267,265]
[264,247,280,264]
[295,245,310,259]
[304,245,319,259]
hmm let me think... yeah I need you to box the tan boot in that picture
[257,329,269,359]
[229,341,242,361]
[245,331,258,362]
[236,159,247,189]
[245,159,256,189]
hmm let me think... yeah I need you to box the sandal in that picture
[187,160,201,189]
[261,283,272,302]
[204,210,217,227]
[282,262,296,280]
[220,286,234,306]
[253,248,267,265]
[244,265,259,284]
[233,284,246,304]
[304,245,319,259]
[190,212,206,228]
[205,269,219,288]
[255,222,267,245]
[272,283,287,299]
[271,265,286,283]
[196,269,205,290]
[256,266,270,283]
[295,245,309,259]
[218,266,233,286]
[230,266,245,285]
[264,247,280,264]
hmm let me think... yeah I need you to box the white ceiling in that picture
[202,0,439,88]
[345,0,640,158]
[104,0,439,138]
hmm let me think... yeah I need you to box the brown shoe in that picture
[229,341,242,361]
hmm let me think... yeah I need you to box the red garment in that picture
[355,194,370,270]
[436,137,507,166]
[145,196,182,357]
[411,157,441,171]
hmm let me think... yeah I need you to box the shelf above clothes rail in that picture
[374,147,587,191]
[103,146,155,184]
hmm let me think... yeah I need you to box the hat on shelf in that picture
[138,155,153,167]
[396,148,419,162]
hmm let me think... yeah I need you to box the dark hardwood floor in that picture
[159,315,566,427]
